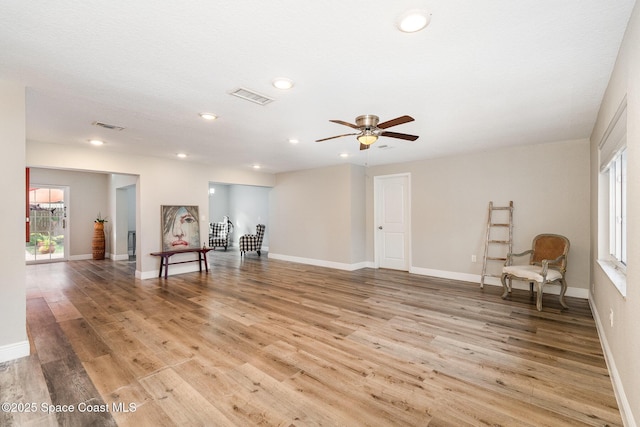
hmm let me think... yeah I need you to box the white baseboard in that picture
[590,298,636,427]
[268,253,374,271]
[410,267,480,284]
[410,267,589,299]
[0,340,30,363]
[139,270,158,280]
[111,253,129,261]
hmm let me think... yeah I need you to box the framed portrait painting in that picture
[161,205,200,251]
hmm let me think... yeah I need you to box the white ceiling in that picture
[0,1,635,173]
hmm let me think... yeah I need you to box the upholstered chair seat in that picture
[502,265,563,283]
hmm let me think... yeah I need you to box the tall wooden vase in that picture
[92,222,105,260]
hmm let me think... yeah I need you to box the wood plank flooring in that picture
[0,251,622,426]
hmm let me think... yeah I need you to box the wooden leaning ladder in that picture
[480,201,513,288]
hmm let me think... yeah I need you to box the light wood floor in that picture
[1,251,622,426]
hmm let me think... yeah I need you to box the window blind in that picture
[599,98,627,172]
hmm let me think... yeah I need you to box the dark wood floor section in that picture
[1,251,622,426]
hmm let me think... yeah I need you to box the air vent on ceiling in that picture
[229,87,274,106]
[92,121,125,131]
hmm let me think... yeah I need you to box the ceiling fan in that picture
[316,114,419,150]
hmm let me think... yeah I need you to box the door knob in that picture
[378,226,383,230]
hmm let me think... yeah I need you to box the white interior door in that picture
[375,174,410,271]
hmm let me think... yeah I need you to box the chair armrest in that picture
[541,254,566,276]
[505,249,533,266]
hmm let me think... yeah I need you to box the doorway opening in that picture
[208,183,271,251]
[26,185,68,263]
[115,183,137,263]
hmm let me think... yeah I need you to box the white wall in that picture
[367,139,591,296]
[589,2,640,425]
[126,185,136,233]
[111,174,137,260]
[270,142,590,288]
[0,80,28,362]
[208,183,230,226]
[229,185,271,248]
[270,163,366,268]
[349,165,366,263]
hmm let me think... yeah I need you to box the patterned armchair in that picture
[239,224,265,256]
[209,217,233,250]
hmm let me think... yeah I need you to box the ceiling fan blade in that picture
[329,119,360,129]
[380,131,419,141]
[315,132,359,142]
[377,115,414,129]
[360,143,370,151]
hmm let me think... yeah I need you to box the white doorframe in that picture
[374,173,411,271]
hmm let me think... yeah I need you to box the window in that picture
[608,148,627,267]
[598,98,627,295]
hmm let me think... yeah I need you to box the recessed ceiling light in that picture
[397,10,431,33]
[199,113,217,120]
[288,138,299,144]
[272,78,294,90]
[89,139,104,146]
[252,164,261,169]
[177,153,187,158]
[339,153,349,158]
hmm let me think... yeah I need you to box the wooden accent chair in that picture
[501,234,570,311]
[239,224,266,256]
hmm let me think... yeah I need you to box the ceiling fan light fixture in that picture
[398,10,431,33]
[316,114,418,145]
[357,132,378,145]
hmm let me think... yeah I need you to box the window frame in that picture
[597,97,627,296]
[608,148,627,271]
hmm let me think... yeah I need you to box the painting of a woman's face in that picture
[161,205,200,251]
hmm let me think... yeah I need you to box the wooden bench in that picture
[150,248,211,279]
